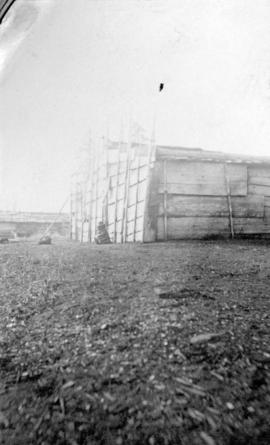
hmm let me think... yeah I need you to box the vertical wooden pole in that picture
[120,152,127,244]
[103,136,108,228]
[88,147,94,243]
[88,180,92,242]
[224,163,234,239]
[114,143,121,243]
[142,131,157,242]
[122,149,131,243]
[133,157,140,242]
[121,118,132,243]
[75,181,80,241]
[163,160,168,241]
[70,178,74,240]
[142,84,159,242]
[94,141,99,239]
[80,182,84,243]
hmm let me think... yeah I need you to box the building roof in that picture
[156,145,270,165]
[97,139,270,165]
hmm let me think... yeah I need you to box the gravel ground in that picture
[0,240,270,445]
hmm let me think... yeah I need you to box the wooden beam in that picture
[121,151,130,243]
[133,158,140,242]
[88,150,94,242]
[94,150,99,239]
[163,160,168,241]
[224,164,234,239]
[113,145,121,243]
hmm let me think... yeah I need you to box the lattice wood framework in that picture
[71,137,154,243]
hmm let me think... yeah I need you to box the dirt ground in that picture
[0,240,270,445]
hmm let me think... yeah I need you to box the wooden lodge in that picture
[71,140,270,242]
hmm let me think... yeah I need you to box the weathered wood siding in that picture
[157,195,264,218]
[150,159,270,240]
[158,161,247,196]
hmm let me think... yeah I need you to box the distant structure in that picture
[0,211,70,239]
[71,138,270,242]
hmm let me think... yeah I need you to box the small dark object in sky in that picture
[159,83,164,92]
[0,238,9,244]
[38,235,52,245]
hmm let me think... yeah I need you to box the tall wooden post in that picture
[163,160,168,241]
[133,156,140,242]
[114,143,121,243]
[122,149,131,243]
[121,117,132,243]
[88,146,94,243]
[224,163,234,239]
[94,141,99,239]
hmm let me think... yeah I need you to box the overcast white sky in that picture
[0,0,270,212]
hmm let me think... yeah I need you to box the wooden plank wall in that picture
[153,160,270,240]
